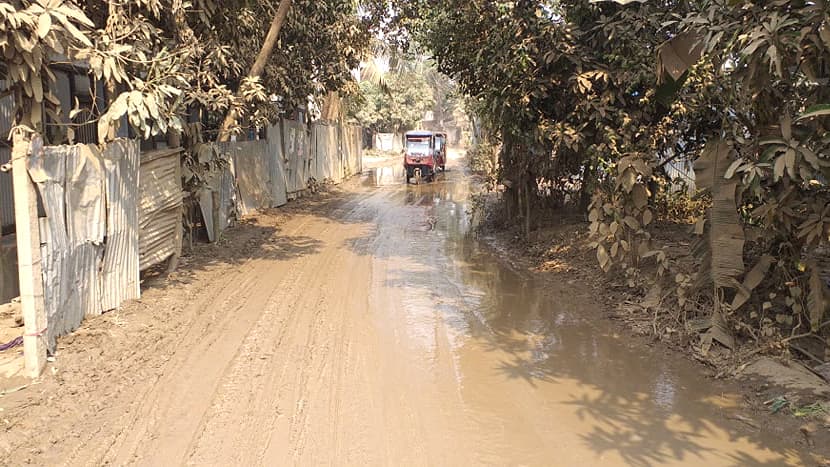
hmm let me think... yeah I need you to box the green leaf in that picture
[796,104,830,121]
[774,154,786,181]
[54,12,92,47]
[597,245,610,270]
[632,184,648,209]
[56,4,95,28]
[642,209,653,226]
[785,148,796,178]
[37,13,51,39]
[724,159,742,179]
[799,147,820,169]
[759,137,787,146]
[693,140,745,289]
[655,72,689,107]
[781,113,792,141]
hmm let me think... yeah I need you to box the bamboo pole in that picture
[11,130,47,377]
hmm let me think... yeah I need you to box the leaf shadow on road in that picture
[334,181,822,467]
[127,176,823,467]
[141,213,325,290]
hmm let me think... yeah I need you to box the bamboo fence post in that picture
[11,131,47,377]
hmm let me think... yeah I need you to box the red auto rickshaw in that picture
[404,130,447,183]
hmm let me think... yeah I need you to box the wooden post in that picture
[211,190,221,242]
[11,131,47,377]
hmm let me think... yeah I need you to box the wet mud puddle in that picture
[359,164,816,466]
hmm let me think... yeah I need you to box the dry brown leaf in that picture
[730,255,774,311]
[694,140,745,289]
[657,32,704,82]
[632,184,648,209]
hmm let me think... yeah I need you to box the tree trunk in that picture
[217,0,292,142]
[524,175,532,239]
[104,0,121,143]
[579,163,595,215]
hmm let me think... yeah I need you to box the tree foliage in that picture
[398,0,830,344]
[1,0,372,144]
[354,69,434,133]
[1,1,95,132]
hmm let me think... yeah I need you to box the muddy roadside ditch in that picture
[471,187,830,458]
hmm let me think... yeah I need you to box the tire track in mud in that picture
[7,167,821,467]
[57,258,267,467]
[96,215,321,466]
[184,219,361,464]
[365,190,473,466]
[182,262,313,464]
[271,199,382,465]
[105,195,378,466]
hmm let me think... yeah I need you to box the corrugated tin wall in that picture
[14,120,362,347]
[139,148,183,271]
[0,146,13,230]
[0,91,20,303]
[311,122,346,183]
[343,125,363,177]
[32,140,142,349]
[267,124,288,207]
[32,144,75,349]
[0,235,17,303]
[0,86,15,302]
[101,140,141,311]
[1,81,15,231]
[198,119,363,242]
[65,145,107,318]
[283,119,310,196]
[221,141,272,215]
[312,124,330,181]
[663,158,696,193]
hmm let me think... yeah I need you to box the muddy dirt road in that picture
[1,155,824,466]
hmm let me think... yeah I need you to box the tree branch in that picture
[217,0,292,142]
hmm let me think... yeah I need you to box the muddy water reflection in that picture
[366,169,809,466]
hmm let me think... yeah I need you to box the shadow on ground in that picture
[331,171,827,467]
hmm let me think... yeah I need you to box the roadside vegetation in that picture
[4,0,828,381]
[378,0,830,373]
[2,0,371,188]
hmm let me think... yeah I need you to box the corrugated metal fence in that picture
[139,148,183,271]
[662,156,696,193]
[9,119,362,349]
[282,119,311,196]
[201,120,363,236]
[1,81,15,231]
[31,140,143,348]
